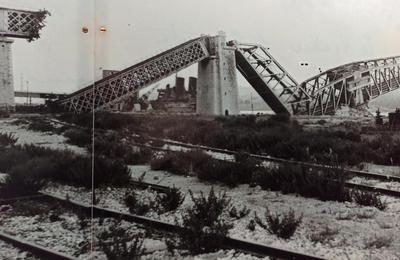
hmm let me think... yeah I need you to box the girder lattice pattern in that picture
[59,37,209,113]
[0,7,47,40]
[232,42,310,115]
[300,56,400,115]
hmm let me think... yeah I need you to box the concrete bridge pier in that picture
[197,31,239,116]
[0,37,15,111]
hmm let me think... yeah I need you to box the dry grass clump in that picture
[254,208,302,239]
[0,132,18,147]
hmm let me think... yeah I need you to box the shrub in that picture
[0,132,18,147]
[58,112,400,166]
[94,134,152,164]
[0,158,50,198]
[124,148,152,165]
[94,112,143,130]
[156,186,185,212]
[22,149,131,189]
[124,190,156,215]
[10,200,62,217]
[350,190,387,210]
[0,144,131,189]
[59,111,144,131]
[252,163,350,202]
[296,165,350,202]
[229,205,251,219]
[247,219,256,231]
[187,188,231,226]
[27,119,57,132]
[177,188,232,254]
[196,159,239,186]
[150,150,210,176]
[356,209,376,219]
[150,150,255,187]
[251,167,286,191]
[217,115,257,128]
[254,208,302,239]
[364,235,392,249]
[60,155,131,189]
[195,155,256,187]
[150,153,186,175]
[9,119,29,125]
[0,147,29,172]
[23,144,63,157]
[97,224,144,260]
[309,225,339,244]
[63,128,92,147]
[0,145,61,173]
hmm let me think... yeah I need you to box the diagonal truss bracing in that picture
[59,37,209,113]
[0,7,49,40]
[300,56,400,115]
[230,41,311,115]
[232,40,400,116]
[58,33,400,116]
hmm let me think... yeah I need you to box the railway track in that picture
[2,117,398,259]
[45,117,400,198]
[2,183,394,259]
[46,116,400,183]
[0,192,326,260]
[49,117,400,184]
[132,142,400,198]
[132,135,400,183]
[0,230,78,260]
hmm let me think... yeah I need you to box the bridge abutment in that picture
[0,37,15,111]
[197,32,239,115]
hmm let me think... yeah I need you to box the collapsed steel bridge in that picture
[57,34,400,116]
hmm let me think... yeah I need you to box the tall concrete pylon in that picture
[197,31,239,116]
[0,37,14,110]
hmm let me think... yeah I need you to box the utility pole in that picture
[250,92,254,113]
[20,73,23,91]
[26,80,30,105]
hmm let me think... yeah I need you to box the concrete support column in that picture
[0,37,15,111]
[197,32,239,115]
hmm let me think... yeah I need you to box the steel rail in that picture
[0,194,45,205]
[132,142,400,198]
[0,230,78,260]
[44,118,400,197]
[344,182,400,197]
[30,192,326,260]
[132,135,400,183]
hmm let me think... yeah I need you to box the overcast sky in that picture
[1,0,400,105]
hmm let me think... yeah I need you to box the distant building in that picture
[102,70,119,78]
[151,77,197,113]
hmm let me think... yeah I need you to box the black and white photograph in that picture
[0,0,400,259]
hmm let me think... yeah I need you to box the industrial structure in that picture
[58,31,400,116]
[150,77,197,113]
[0,7,49,112]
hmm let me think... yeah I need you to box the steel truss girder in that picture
[59,37,210,113]
[0,7,48,40]
[231,42,311,115]
[300,56,400,115]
